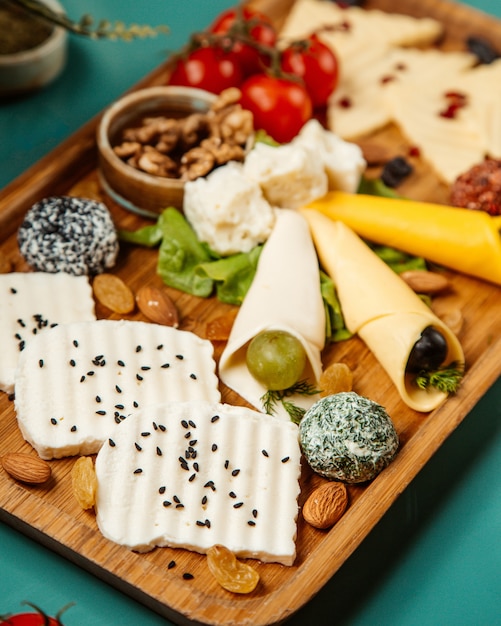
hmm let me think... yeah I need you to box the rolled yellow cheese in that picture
[301,208,464,412]
[304,191,501,285]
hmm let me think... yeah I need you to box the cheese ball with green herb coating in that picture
[299,392,399,483]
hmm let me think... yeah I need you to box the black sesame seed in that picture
[205,519,211,528]
[70,359,76,367]
[163,500,172,507]
[133,401,139,408]
[182,573,194,580]
[196,520,206,527]
[50,418,57,425]
[189,420,196,428]
[233,502,244,508]
[189,373,197,380]
[248,520,256,526]
[189,473,196,482]
[157,344,164,350]
[133,468,143,474]
[115,404,124,410]
[159,486,166,494]
[156,447,162,456]
[231,469,240,477]
[211,443,218,452]
[201,495,208,505]
[15,333,22,340]
[173,495,180,503]
[114,416,121,424]
[224,460,229,469]
[161,363,170,369]
[176,503,184,509]
[158,424,166,432]
[152,422,158,430]
[73,340,79,347]
[193,462,199,472]
[175,354,184,360]
[211,414,220,423]
[229,491,237,498]
[135,443,142,451]
[19,340,25,351]
[38,359,44,367]
[184,432,191,440]
[117,360,125,367]
[136,374,143,381]
[115,385,122,393]
[96,395,102,403]
[262,449,269,457]
[281,456,290,463]
[17,319,26,328]
[167,560,176,569]
[189,439,198,446]
[181,419,189,429]
[141,366,151,371]
[10,287,17,294]
[136,345,142,353]
[141,431,151,437]
[109,439,116,447]
[80,375,86,383]
[71,425,77,432]
[252,509,258,518]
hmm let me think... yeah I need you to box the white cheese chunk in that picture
[243,142,328,209]
[95,401,301,565]
[0,272,96,394]
[14,320,220,459]
[183,161,276,256]
[293,119,366,193]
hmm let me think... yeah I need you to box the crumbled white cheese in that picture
[293,119,366,193]
[14,319,220,459]
[0,272,96,394]
[243,141,328,209]
[95,400,302,565]
[183,161,276,256]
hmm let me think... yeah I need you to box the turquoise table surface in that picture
[1,1,500,624]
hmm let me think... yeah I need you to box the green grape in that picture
[246,330,307,391]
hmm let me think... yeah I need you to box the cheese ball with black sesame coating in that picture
[18,196,119,275]
[299,392,399,483]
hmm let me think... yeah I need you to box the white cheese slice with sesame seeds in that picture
[0,272,96,394]
[219,209,325,419]
[14,320,220,459]
[95,400,301,566]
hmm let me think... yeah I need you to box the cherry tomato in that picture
[281,34,339,108]
[210,7,277,76]
[239,74,312,143]
[168,45,243,93]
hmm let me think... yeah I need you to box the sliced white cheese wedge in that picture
[301,210,464,412]
[14,320,220,459]
[95,400,301,566]
[0,272,96,394]
[219,209,325,419]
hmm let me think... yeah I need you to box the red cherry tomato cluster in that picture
[168,8,340,143]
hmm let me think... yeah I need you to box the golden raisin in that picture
[319,362,353,397]
[71,456,97,510]
[205,310,238,341]
[207,544,259,594]
[93,273,135,314]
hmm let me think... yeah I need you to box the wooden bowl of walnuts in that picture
[97,85,254,217]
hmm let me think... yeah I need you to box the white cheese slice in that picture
[95,400,301,566]
[14,319,220,459]
[219,209,325,419]
[301,210,464,412]
[0,272,96,394]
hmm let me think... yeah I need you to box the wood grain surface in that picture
[1,1,500,624]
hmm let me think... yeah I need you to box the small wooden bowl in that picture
[97,86,216,217]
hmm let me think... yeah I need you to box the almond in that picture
[136,284,179,327]
[302,481,348,529]
[1,452,51,484]
[400,270,450,294]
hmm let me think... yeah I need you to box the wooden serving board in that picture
[1,1,500,624]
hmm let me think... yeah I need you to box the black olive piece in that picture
[406,326,448,373]
[466,36,500,65]
[381,156,413,188]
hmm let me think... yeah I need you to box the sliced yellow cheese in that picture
[305,192,501,286]
[301,209,464,412]
[219,209,325,419]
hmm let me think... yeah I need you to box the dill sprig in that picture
[261,379,320,424]
[414,361,464,394]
